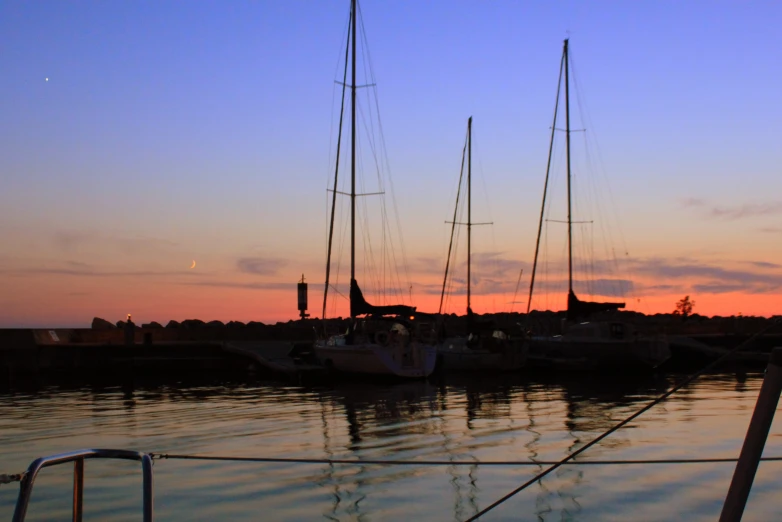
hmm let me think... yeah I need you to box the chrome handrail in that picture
[13,448,153,522]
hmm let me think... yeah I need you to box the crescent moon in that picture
[190,260,196,269]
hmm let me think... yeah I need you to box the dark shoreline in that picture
[2,311,780,390]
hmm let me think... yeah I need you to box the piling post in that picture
[73,457,84,522]
[719,347,782,522]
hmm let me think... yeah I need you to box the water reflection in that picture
[0,371,773,521]
[317,382,440,520]
[312,374,680,521]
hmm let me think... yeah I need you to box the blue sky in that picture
[1,0,781,325]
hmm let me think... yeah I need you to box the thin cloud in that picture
[630,257,777,283]
[236,257,287,276]
[494,255,782,297]
[692,283,748,294]
[711,202,782,220]
[528,278,634,298]
[471,252,525,279]
[743,260,782,270]
[435,278,512,297]
[409,252,525,281]
[3,266,201,277]
[681,198,782,220]
[53,230,178,254]
[408,256,448,276]
[681,197,706,208]
[65,260,91,269]
[183,280,321,291]
[628,257,782,294]
[641,284,679,293]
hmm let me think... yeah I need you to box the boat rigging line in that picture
[356,2,414,306]
[146,454,782,468]
[463,317,782,521]
[322,7,352,320]
[509,268,524,314]
[526,42,565,316]
[8,454,782,490]
[334,81,376,88]
[439,127,468,315]
[439,117,494,316]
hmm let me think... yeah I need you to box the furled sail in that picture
[350,279,416,318]
[566,289,624,322]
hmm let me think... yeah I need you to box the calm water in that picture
[1,372,781,521]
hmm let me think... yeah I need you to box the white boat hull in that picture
[314,340,437,378]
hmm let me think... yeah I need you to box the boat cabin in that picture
[563,321,636,340]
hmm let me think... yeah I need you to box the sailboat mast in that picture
[467,116,472,314]
[564,38,573,294]
[350,0,357,318]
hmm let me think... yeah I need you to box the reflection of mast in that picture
[437,383,465,519]
[438,384,481,521]
[317,395,342,520]
[560,397,585,519]
[340,394,368,519]
[345,401,363,448]
[336,383,442,518]
[462,380,518,519]
[521,387,553,520]
[466,390,480,430]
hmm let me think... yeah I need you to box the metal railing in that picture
[720,347,782,522]
[12,448,153,522]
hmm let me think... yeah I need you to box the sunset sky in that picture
[1,0,780,327]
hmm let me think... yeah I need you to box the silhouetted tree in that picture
[673,295,695,318]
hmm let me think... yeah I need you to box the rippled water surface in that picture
[1,371,781,521]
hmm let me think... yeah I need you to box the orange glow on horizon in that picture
[1,267,779,328]
[8,289,776,329]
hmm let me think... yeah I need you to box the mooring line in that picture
[464,318,782,521]
[0,472,26,486]
[149,453,782,467]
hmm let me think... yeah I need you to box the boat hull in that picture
[527,335,670,371]
[314,340,437,379]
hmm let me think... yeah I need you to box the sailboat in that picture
[313,0,438,379]
[525,39,670,371]
[436,117,527,372]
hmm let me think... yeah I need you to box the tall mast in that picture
[349,0,357,318]
[467,116,472,314]
[564,38,573,294]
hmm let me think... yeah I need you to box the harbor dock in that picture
[0,323,325,387]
